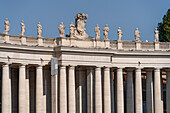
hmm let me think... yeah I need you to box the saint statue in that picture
[69,22,76,38]
[74,13,88,38]
[37,22,42,37]
[95,24,100,40]
[58,22,66,37]
[154,28,159,42]
[135,28,140,42]
[20,20,25,36]
[103,24,109,40]
[117,27,123,41]
[4,18,10,34]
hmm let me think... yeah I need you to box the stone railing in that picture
[0,34,170,51]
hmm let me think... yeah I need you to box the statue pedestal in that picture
[20,36,26,45]
[37,37,43,46]
[117,41,123,50]
[135,41,141,50]
[154,42,159,50]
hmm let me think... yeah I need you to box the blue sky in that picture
[0,0,169,41]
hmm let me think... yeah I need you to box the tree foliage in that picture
[158,9,170,42]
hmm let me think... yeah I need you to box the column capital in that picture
[19,63,27,67]
[135,67,142,72]
[68,65,75,70]
[104,67,110,71]
[154,67,161,72]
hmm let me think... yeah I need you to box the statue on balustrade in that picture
[37,22,42,37]
[154,28,159,42]
[74,13,88,38]
[117,27,123,41]
[69,22,76,38]
[58,22,66,37]
[4,18,10,34]
[103,24,109,40]
[135,28,140,42]
[20,20,25,36]
[95,24,100,40]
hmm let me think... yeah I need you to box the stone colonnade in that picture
[1,63,170,113]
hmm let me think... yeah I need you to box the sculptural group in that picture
[1,13,160,42]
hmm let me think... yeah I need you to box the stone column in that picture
[26,67,30,113]
[51,74,58,113]
[126,69,134,113]
[19,64,26,113]
[60,66,67,113]
[36,65,44,113]
[135,68,143,113]
[87,67,93,113]
[166,69,170,113]
[146,69,154,113]
[95,67,102,113]
[104,67,111,113]
[110,69,114,113]
[2,63,11,113]
[154,68,162,113]
[68,66,76,113]
[116,68,124,113]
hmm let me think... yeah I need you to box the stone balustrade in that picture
[0,34,170,51]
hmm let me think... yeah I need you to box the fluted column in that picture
[87,67,93,113]
[104,67,111,113]
[95,67,102,113]
[2,63,11,113]
[116,68,124,113]
[135,68,143,113]
[36,65,44,113]
[146,69,154,113]
[154,68,162,113]
[19,64,26,113]
[166,69,170,113]
[68,66,76,113]
[60,66,67,113]
[126,69,134,113]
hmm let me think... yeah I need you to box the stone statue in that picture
[117,27,123,41]
[4,18,10,34]
[154,28,159,42]
[74,13,88,38]
[37,22,42,37]
[103,24,109,40]
[95,24,100,40]
[20,20,25,36]
[58,22,66,37]
[135,28,140,42]
[69,22,76,38]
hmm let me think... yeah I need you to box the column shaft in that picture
[68,66,76,113]
[95,67,102,113]
[146,70,154,113]
[135,68,143,113]
[19,65,26,113]
[51,74,58,113]
[87,68,93,113]
[26,67,30,113]
[60,66,67,113]
[2,64,11,113]
[104,67,111,113]
[166,70,170,112]
[154,68,162,113]
[116,68,124,113]
[126,69,134,113]
[36,65,44,113]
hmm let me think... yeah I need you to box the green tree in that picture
[158,9,170,42]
